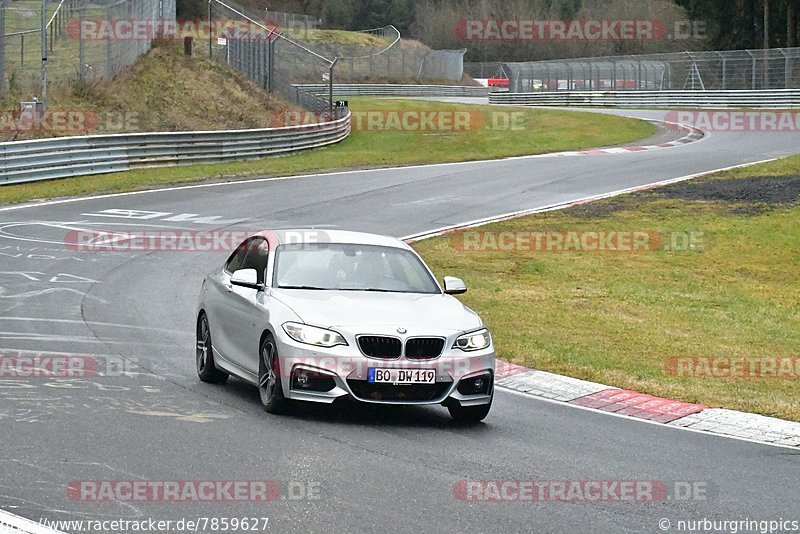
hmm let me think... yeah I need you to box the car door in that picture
[222,237,271,375]
[204,238,251,371]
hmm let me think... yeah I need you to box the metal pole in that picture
[637,60,642,89]
[208,0,213,58]
[269,37,274,92]
[0,1,5,94]
[611,60,616,90]
[264,35,272,93]
[329,57,339,116]
[781,48,790,89]
[106,5,112,76]
[79,12,84,79]
[566,65,572,91]
[41,0,48,107]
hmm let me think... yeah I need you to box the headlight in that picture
[282,322,348,348]
[453,329,491,351]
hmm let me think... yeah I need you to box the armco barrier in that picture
[295,84,490,98]
[0,112,351,185]
[489,90,800,109]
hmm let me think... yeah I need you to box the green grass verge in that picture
[0,97,654,204]
[413,155,800,422]
[292,29,392,47]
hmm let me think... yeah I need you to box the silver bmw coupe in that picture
[196,229,495,422]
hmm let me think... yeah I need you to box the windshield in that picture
[273,243,441,294]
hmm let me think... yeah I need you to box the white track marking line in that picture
[401,159,778,241]
[0,317,182,334]
[496,387,800,451]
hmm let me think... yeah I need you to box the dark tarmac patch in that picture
[570,175,800,219]
[569,197,639,219]
[653,175,800,205]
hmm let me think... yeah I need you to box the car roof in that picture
[268,229,413,250]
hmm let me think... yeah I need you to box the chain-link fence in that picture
[1,0,176,97]
[209,0,335,113]
[264,10,321,32]
[506,48,800,92]
[465,62,508,80]
[316,27,466,82]
[209,0,468,115]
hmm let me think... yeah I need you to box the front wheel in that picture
[259,335,289,414]
[196,314,228,384]
[448,397,492,423]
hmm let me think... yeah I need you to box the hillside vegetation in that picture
[1,42,299,141]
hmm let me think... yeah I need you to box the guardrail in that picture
[0,112,351,186]
[490,90,800,109]
[296,84,491,98]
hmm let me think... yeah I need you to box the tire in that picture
[448,396,492,423]
[259,334,289,414]
[196,313,229,384]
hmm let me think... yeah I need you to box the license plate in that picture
[368,368,436,384]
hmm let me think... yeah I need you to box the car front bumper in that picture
[274,332,495,407]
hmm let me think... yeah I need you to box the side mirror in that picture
[230,269,263,290]
[443,276,467,295]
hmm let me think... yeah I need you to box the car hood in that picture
[271,290,483,333]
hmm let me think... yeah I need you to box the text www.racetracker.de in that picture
[38,517,269,533]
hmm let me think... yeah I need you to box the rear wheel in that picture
[259,334,288,414]
[448,396,492,423]
[196,314,228,384]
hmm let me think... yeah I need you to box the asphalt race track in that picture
[1,107,799,533]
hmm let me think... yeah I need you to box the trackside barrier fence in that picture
[490,90,800,109]
[295,84,490,98]
[0,111,351,185]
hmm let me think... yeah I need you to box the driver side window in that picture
[225,239,252,274]
[239,237,270,285]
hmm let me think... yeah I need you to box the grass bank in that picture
[414,155,800,421]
